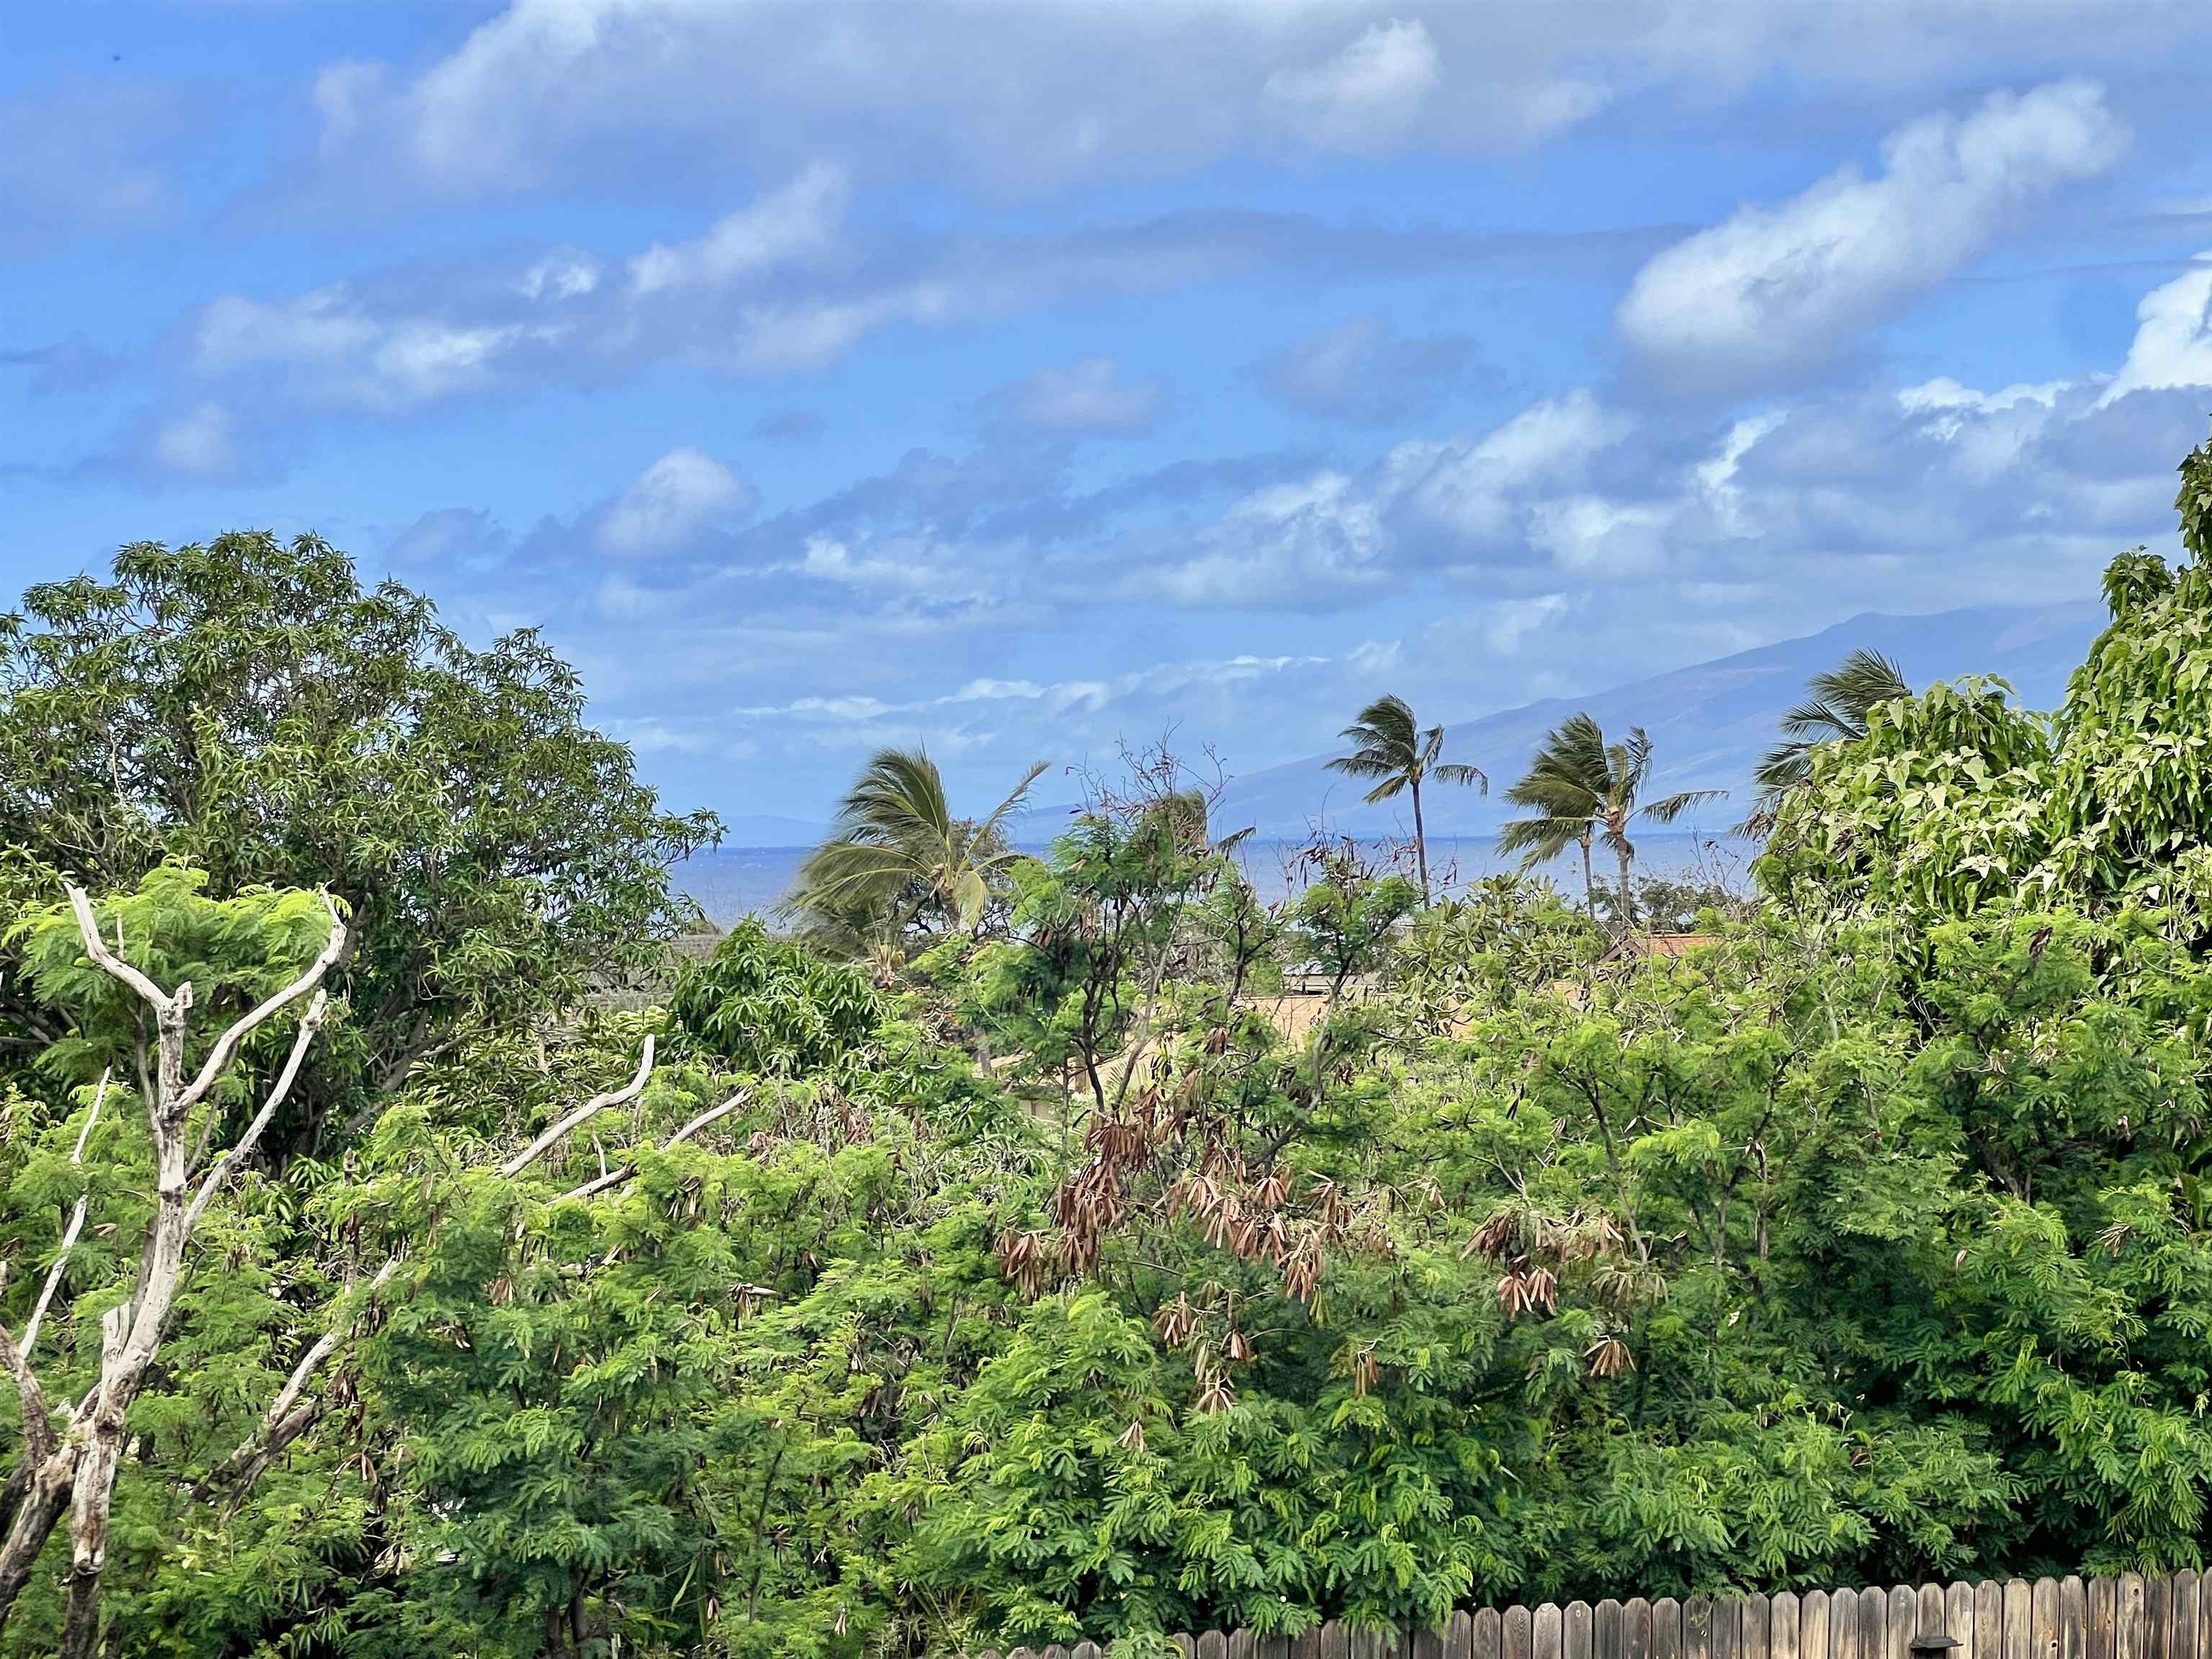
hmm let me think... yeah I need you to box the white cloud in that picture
[1264,19,1442,154]
[795,533,980,594]
[1398,389,1635,549]
[2100,254,2212,405]
[192,285,550,413]
[626,161,849,295]
[1247,315,1483,424]
[1618,80,2127,389]
[597,447,757,556]
[308,1,1654,202]
[1509,76,1610,142]
[517,252,601,300]
[992,355,1166,436]
[1148,469,1391,606]
[149,403,240,481]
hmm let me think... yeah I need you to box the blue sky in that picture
[6,2,2212,826]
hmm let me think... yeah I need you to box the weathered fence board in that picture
[1624,1599,1651,1659]
[2036,1580,2061,1659]
[984,1573,2212,1659]
[1506,1604,1533,1659]
[2119,1575,2146,1659]
[1802,1591,1830,1659]
[1687,1596,1714,1659]
[1567,1601,1593,1659]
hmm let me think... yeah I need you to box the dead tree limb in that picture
[19,1071,109,1360]
[197,1258,400,1501]
[499,1036,655,1179]
[559,1087,750,1201]
[0,887,346,1658]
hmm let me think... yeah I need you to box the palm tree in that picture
[1325,693,1485,906]
[1746,647,1910,827]
[1496,714,1724,926]
[790,747,1048,947]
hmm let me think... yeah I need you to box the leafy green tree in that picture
[791,748,1047,950]
[1326,694,1485,907]
[964,786,1229,1117]
[1498,716,1723,925]
[670,919,884,1079]
[0,533,721,1148]
[1757,675,2051,928]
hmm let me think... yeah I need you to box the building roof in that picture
[1601,932,1720,963]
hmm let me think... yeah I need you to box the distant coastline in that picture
[672,832,1745,927]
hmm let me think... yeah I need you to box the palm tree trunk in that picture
[1617,844,1635,931]
[1410,776,1430,908]
[1578,832,1595,916]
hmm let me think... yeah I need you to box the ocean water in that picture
[672,833,1748,928]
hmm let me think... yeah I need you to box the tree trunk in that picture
[1578,833,1596,916]
[1410,777,1430,908]
[0,886,346,1644]
[1617,845,1635,932]
[0,1453,76,1632]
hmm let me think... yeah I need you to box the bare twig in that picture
[183,992,331,1234]
[499,1038,656,1179]
[558,1088,750,1202]
[19,1071,111,1361]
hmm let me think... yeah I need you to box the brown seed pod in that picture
[1584,1336,1635,1377]
[1155,1292,1197,1348]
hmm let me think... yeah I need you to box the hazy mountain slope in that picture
[1213,601,2103,841]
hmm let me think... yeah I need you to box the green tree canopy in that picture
[0,531,721,1149]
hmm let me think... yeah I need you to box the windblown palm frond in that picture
[1749,647,1912,814]
[1499,713,1724,924]
[1326,693,1485,904]
[791,748,1048,946]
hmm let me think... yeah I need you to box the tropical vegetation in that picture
[4,429,2212,1657]
[1745,645,1912,829]
[1496,714,1723,922]
[1325,693,1485,906]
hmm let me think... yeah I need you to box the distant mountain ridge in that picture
[1210,600,2103,842]
[709,601,2103,850]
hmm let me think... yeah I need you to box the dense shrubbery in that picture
[6,437,2212,1655]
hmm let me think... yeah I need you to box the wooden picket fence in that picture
[987,1568,2209,1659]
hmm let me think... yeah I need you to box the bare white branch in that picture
[176,894,347,1112]
[557,1087,750,1202]
[266,1259,395,1431]
[183,994,330,1235]
[20,1071,112,1361]
[498,1037,656,1180]
[65,889,169,1014]
[200,1258,397,1497]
